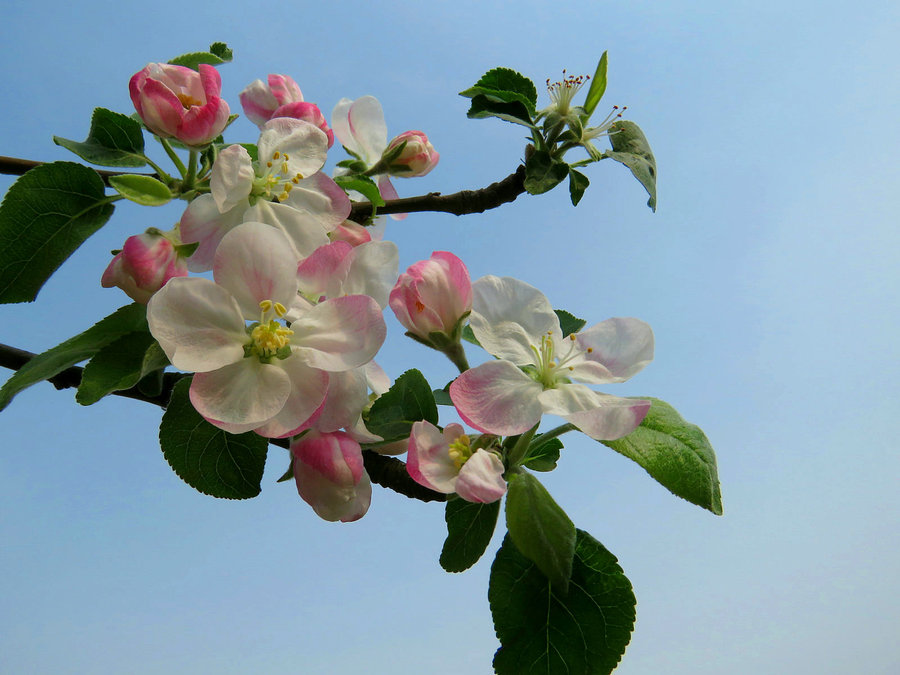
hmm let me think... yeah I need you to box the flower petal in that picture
[210,144,254,213]
[572,318,654,383]
[296,240,354,300]
[258,118,328,179]
[470,275,561,364]
[539,385,651,441]
[243,200,331,259]
[190,359,291,427]
[251,358,329,438]
[308,367,369,433]
[291,295,386,371]
[450,360,544,435]
[348,95,388,163]
[146,277,246,372]
[212,222,300,318]
[407,421,463,493]
[456,449,507,503]
[343,240,399,308]
[179,194,248,272]
[377,175,407,220]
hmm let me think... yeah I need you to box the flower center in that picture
[245,300,294,361]
[546,70,589,115]
[255,150,305,201]
[176,93,204,109]
[448,434,474,470]
[582,105,627,142]
[528,332,581,389]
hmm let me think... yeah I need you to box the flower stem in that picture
[506,424,539,468]
[159,139,187,177]
[182,150,199,191]
[441,342,470,373]
[534,423,578,443]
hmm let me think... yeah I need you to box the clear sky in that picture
[1,1,898,673]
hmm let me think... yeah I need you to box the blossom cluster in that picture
[107,62,652,523]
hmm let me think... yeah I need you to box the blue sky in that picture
[1,1,898,673]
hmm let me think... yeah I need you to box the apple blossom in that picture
[179,118,350,271]
[240,74,334,147]
[101,229,188,304]
[296,239,399,309]
[389,251,472,343]
[292,431,372,522]
[384,131,439,177]
[147,223,386,437]
[407,421,506,503]
[129,63,230,146]
[449,276,654,441]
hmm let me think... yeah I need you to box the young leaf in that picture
[490,530,636,675]
[582,51,609,117]
[364,369,438,442]
[159,378,268,499]
[75,330,165,405]
[505,471,576,591]
[432,388,454,406]
[333,175,385,206]
[524,149,569,195]
[522,436,562,472]
[108,174,172,206]
[168,42,233,70]
[461,324,482,347]
[0,162,115,303]
[53,108,147,168]
[568,168,590,206]
[0,303,147,410]
[439,498,501,573]
[604,120,657,211]
[554,308,587,337]
[465,95,535,128]
[600,398,723,514]
[208,42,233,61]
[459,67,538,113]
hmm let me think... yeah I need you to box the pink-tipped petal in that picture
[540,386,651,441]
[251,359,329,438]
[296,240,355,300]
[191,359,291,427]
[291,295,386,371]
[573,318,655,383]
[179,194,248,273]
[456,450,506,503]
[407,421,464,493]
[450,361,544,436]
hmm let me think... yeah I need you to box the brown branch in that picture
[0,155,153,187]
[0,341,445,503]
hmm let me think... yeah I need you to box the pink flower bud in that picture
[239,74,334,146]
[291,431,372,522]
[389,251,472,340]
[101,231,188,304]
[385,130,439,177]
[270,102,334,148]
[129,63,230,147]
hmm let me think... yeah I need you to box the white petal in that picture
[331,98,357,155]
[572,318,654,383]
[449,360,544,436]
[179,194,248,273]
[190,359,291,426]
[282,172,351,230]
[347,95,387,164]
[539,385,650,441]
[244,200,331,259]
[343,240,399,308]
[251,358,329,438]
[310,367,369,433]
[470,275,561,364]
[146,277,246,372]
[212,222,300,318]
[210,145,254,213]
[407,421,462,493]
[291,295,386,371]
[258,118,327,179]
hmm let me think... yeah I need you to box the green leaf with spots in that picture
[108,174,172,206]
[53,107,147,168]
[505,471,576,591]
[159,378,268,499]
[0,303,148,411]
[439,498,501,573]
[0,162,116,303]
[604,120,657,211]
[76,330,168,405]
[600,398,723,514]
[490,530,636,675]
[364,369,438,443]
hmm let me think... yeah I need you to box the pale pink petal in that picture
[243,200,331,259]
[450,360,544,435]
[571,318,654,383]
[309,367,369,433]
[179,194,248,273]
[470,276,561,364]
[407,421,463,493]
[282,172,352,230]
[348,95,387,163]
[291,295,386,371]
[191,359,291,427]
[258,118,328,179]
[456,449,507,503]
[292,431,371,522]
[539,385,651,441]
[294,462,372,522]
[251,358,329,438]
[296,241,354,300]
[212,222,300,318]
[210,145,254,212]
[343,240,399,308]
[365,361,391,395]
[330,98,357,155]
[268,74,303,105]
[239,78,279,126]
[377,175,407,221]
[146,277,247,372]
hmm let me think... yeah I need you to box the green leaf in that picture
[440,498,501,573]
[522,436,562,472]
[53,108,147,168]
[460,67,538,113]
[524,149,569,195]
[0,303,147,410]
[505,471,576,591]
[466,95,535,128]
[159,378,268,499]
[75,330,165,405]
[168,42,233,70]
[604,120,657,211]
[333,175,385,206]
[601,398,723,514]
[583,51,609,117]
[0,162,115,303]
[568,168,590,206]
[461,324,482,347]
[490,530,636,675]
[432,388,453,406]
[364,369,438,442]
[108,174,172,206]
[554,309,586,337]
